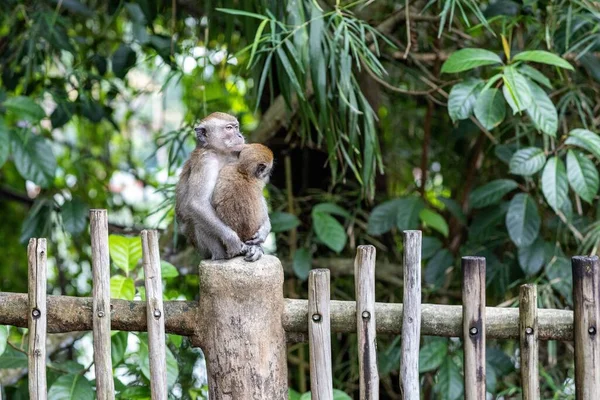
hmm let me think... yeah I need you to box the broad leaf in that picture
[0,120,9,168]
[502,66,532,113]
[470,179,518,209]
[545,257,572,305]
[112,44,136,79]
[61,198,89,234]
[506,193,540,247]
[160,261,179,278]
[0,346,27,368]
[512,50,574,70]
[396,197,425,232]
[509,147,546,176]
[111,331,128,366]
[11,132,57,188]
[518,237,546,275]
[518,64,552,89]
[566,150,599,203]
[139,338,179,388]
[293,248,312,281]
[312,203,351,218]
[474,88,506,130]
[110,276,135,300]
[312,212,346,253]
[565,129,600,160]
[541,157,568,212]
[526,80,557,137]
[269,212,300,232]
[435,357,463,400]
[419,339,448,373]
[419,209,449,237]
[109,235,142,275]
[441,49,502,73]
[447,78,484,121]
[47,374,94,400]
[367,199,401,235]
[4,96,46,122]
[437,197,466,225]
[0,325,7,357]
[425,249,453,288]
[422,237,443,259]
[20,198,54,244]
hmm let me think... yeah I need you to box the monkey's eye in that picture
[226,125,234,131]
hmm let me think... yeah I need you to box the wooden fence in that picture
[0,209,598,399]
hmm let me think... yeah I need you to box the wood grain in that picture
[519,284,539,400]
[28,238,47,399]
[354,246,378,400]
[90,209,115,399]
[309,269,333,400]
[141,230,167,399]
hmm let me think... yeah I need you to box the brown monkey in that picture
[175,112,249,260]
[212,143,273,261]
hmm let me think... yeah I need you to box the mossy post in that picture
[194,255,288,399]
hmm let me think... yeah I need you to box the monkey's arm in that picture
[245,197,271,246]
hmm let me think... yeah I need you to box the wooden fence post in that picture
[519,284,539,400]
[309,268,333,400]
[462,256,486,400]
[572,256,600,399]
[354,245,378,400]
[195,255,287,399]
[141,230,167,399]
[400,230,422,400]
[89,209,115,400]
[28,238,47,399]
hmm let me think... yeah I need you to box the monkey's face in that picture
[195,114,245,153]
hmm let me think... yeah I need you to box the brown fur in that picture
[212,143,274,242]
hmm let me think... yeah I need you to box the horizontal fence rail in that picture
[0,294,575,340]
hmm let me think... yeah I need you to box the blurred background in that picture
[0,0,599,398]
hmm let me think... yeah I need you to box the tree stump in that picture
[195,255,288,399]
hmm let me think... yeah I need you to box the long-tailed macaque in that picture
[175,112,249,260]
[212,143,273,261]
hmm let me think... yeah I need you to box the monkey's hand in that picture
[244,245,263,262]
[245,219,271,246]
[223,231,247,259]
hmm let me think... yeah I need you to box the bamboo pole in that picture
[572,256,600,399]
[462,256,486,400]
[309,269,333,400]
[519,284,539,400]
[400,231,421,400]
[354,246,378,400]
[89,209,115,399]
[27,238,47,399]
[141,230,167,399]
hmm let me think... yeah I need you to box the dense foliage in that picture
[1,0,600,398]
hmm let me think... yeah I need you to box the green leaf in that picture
[425,249,453,288]
[111,331,128,366]
[437,197,467,225]
[506,193,540,247]
[312,203,351,218]
[109,235,142,275]
[518,64,552,89]
[139,338,179,388]
[289,388,302,400]
[545,257,572,304]
[160,260,179,278]
[216,8,269,20]
[526,80,558,137]
[4,96,46,122]
[276,46,304,100]
[61,198,89,234]
[368,199,401,235]
[293,248,312,281]
[47,374,94,400]
[422,237,443,259]
[447,78,484,122]
[502,66,532,113]
[0,346,27,368]
[518,237,545,275]
[565,129,600,160]
[441,49,502,73]
[312,212,346,253]
[509,147,546,176]
[112,44,137,79]
[419,209,449,237]
[0,326,7,357]
[396,197,425,232]
[541,157,568,212]
[20,198,53,244]
[333,389,352,400]
[11,132,57,188]
[566,150,599,203]
[435,357,463,400]
[248,19,269,68]
[110,276,135,300]
[469,179,519,209]
[269,212,300,233]
[0,120,10,168]
[474,88,506,130]
[419,339,448,373]
[512,50,574,70]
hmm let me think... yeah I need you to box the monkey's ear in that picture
[195,125,207,146]
[255,163,267,177]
